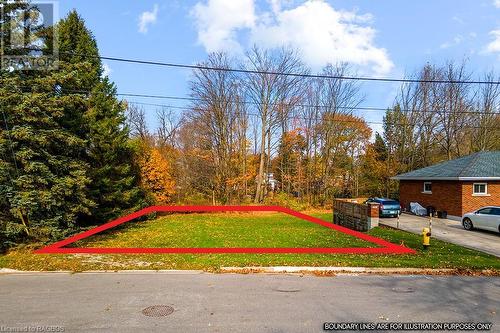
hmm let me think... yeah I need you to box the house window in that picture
[423,182,432,193]
[473,183,488,195]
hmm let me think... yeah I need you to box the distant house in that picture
[266,173,279,192]
[392,151,500,220]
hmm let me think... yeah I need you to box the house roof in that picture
[392,151,500,181]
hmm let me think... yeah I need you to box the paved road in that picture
[380,214,500,257]
[0,272,498,332]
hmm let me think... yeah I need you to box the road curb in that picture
[2,267,497,276]
[220,266,499,276]
[0,268,204,275]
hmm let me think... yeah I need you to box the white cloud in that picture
[191,0,393,74]
[102,63,112,78]
[440,35,463,49]
[439,32,477,49]
[138,4,159,34]
[486,29,500,53]
[269,0,282,13]
[252,1,392,73]
[268,0,295,13]
[191,0,256,54]
[494,0,500,8]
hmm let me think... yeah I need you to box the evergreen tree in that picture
[57,11,145,223]
[0,70,95,240]
[85,78,145,222]
[1,4,94,244]
[1,9,144,249]
[373,132,388,161]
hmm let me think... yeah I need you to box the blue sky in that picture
[58,0,500,135]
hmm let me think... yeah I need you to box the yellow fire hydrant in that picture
[422,227,431,249]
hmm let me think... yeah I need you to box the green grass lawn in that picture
[0,212,498,272]
[72,212,374,248]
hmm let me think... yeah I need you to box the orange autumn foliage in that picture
[139,147,176,204]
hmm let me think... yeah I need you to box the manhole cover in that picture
[142,305,174,317]
[391,287,415,293]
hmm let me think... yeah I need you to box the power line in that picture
[54,50,500,85]
[117,92,500,116]
[13,85,500,117]
[127,100,500,130]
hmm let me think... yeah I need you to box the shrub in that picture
[0,220,26,253]
[182,193,212,206]
[264,192,308,211]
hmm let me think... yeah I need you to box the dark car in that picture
[366,198,401,217]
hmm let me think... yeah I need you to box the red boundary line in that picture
[34,206,415,255]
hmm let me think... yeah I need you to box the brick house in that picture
[392,151,500,220]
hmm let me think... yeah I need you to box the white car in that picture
[462,206,500,233]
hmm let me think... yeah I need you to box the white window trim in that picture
[422,181,432,194]
[472,182,490,196]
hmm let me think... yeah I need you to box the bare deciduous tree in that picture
[188,52,242,203]
[156,107,182,148]
[126,104,149,140]
[244,46,308,203]
[383,60,500,193]
[471,72,500,151]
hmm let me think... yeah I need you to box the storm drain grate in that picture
[142,305,174,317]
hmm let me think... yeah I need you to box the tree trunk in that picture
[254,121,267,203]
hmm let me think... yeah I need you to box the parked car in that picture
[462,206,500,233]
[366,198,401,217]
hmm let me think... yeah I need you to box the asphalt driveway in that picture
[380,213,500,257]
